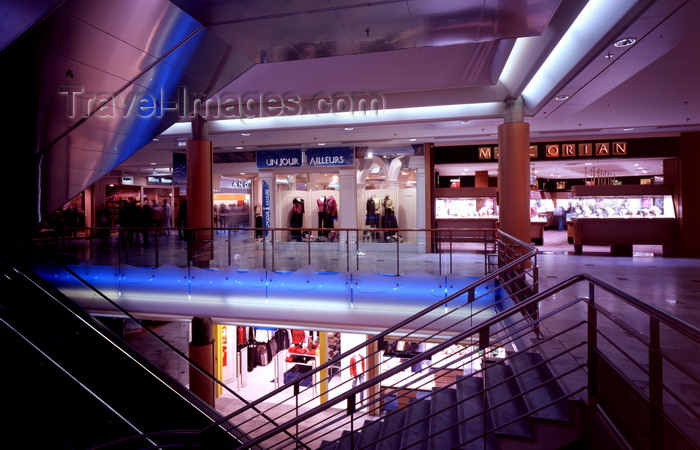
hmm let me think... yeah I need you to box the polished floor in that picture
[120,229,700,445]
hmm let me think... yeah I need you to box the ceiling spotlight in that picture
[235,146,243,150]
[605,52,614,59]
[241,132,251,136]
[614,37,637,47]
[409,138,417,142]
[460,120,471,124]
[624,128,634,131]
[554,95,570,101]
[344,127,354,131]
[318,142,326,146]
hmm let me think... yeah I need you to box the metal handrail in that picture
[32,226,699,448]
[202,231,539,447]
[215,272,700,449]
[29,263,294,448]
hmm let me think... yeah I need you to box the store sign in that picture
[121,176,134,185]
[256,147,354,168]
[262,180,270,236]
[257,149,303,168]
[305,147,354,166]
[147,176,173,185]
[478,141,627,160]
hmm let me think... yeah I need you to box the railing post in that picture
[154,231,159,268]
[396,232,400,276]
[308,230,312,266]
[437,231,442,276]
[346,230,350,272]
[449,230,453,274]
[587,282,598,411]
[649,317,662,449]
[262,229,267,270]
[227,229,231,267]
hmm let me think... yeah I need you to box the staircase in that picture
[322,351,584,450]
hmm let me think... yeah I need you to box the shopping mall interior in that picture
[2,0,700,448]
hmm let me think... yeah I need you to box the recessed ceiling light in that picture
[555,95,570,101]
[241,132,250,136]
[344,127,354,131]
[460,120,471,124]
[318,142,326,146]
[150,162,157,165]
[409,138,417,142]
[614,37,637,47]
[235,146,243,150]
[152,138,159,141]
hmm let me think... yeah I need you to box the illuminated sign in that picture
[478,141,627,160]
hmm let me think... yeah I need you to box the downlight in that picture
[614,37,637,47]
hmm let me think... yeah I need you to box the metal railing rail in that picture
[24,262,293,449]
[193,231,538,447]
[32,225,502,277]
[44,225,699,449]
[29,227,538,448]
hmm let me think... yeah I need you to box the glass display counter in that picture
[569,185,677,255]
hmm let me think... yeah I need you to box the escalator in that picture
[0,264,241,448]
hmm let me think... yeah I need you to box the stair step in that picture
[507,351,570,422]
[429,388,459,450]
[484,361,533,438]
[400,398,432,450]
[456,376,495,450]
[335,429,354,450]
[355,418,384,450]
[376,409,406,450]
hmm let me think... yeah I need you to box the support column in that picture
[186,114,214,267]
[367,337,381,416]
[187,115,215,406]
[423,143,435,252]
[338,167,357,243]
[497,96,530,245]
[475,171,490,188]
[189,316,215,407]
[677,132,700,256]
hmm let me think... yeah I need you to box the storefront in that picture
[432,137,681,251]
[251,146,425,245]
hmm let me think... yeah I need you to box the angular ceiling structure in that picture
[2,0,699,223]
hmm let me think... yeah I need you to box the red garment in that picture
[326,196,338,219]
[349,354,365,377]
[291,329,306,344]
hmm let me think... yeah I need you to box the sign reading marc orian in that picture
[478,142,627,160]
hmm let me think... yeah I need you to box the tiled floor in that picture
[120,229,700,445]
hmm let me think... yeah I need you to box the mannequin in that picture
[381,195,398,241]
[365,194,380,240]
[290,197,304,241]
[317,195,337,237]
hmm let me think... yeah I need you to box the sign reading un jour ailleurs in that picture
[257,147,354,169]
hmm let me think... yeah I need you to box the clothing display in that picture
[317,196,337,236]
[290,197,304,241]
[365,195,380,227]
[381,196,399,241]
